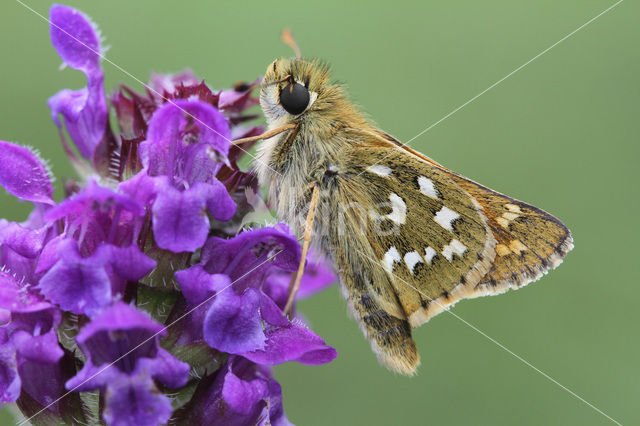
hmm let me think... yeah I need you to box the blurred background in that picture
[0,0,637,424]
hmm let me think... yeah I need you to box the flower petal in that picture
[259,378,293,426]
[45,180,145,222]
[97,244,156,282]
[49,5,102,74]
[207,178,237,221]
[37,239,111,316]
[200,225,300,284]
[243,295,337,366]
[175,265,230,305]
[203,288,266,354]
[141,99,230,182]
[0,270,51,313]
[222,367,268,415]
[171,356,279,426]
[0,142,54,205]
[75,301,163,345]
[102,372,173,426]
[0,335,20,403]
[137,348,190,389]
[151,182,212,252]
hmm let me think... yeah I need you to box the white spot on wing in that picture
[382,247,401,275]
[434,206,460,231]
[404,251,423,274]
[367,165,392,177]
[424,247,437,263]
[418,176,439,198]
[442,239,467,262]
[387,194,406,225]
[505,203,522,213]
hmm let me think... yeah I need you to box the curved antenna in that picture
[281,28,302,59]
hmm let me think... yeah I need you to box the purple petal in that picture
[259,378,293,426]
[175,265,230,305]
[102,373,173,426]
[67,303,189,399]
[296,252,336,299]
[243,295,337,366]
[0,270,51,313]
[35,235,66,276]
[200,225,300,284]
[203,288,266,354]
[151,182,212,252]
[141,99,231,182]
[49,5,101,74]
[0,221,48,259]
[47,86,106,160]
[43,181,145,255]
[10,313,64,363]
[37,238,111,316]
[222,367,268,415]
[245,323,338,366]
[173,356,276,426]
[0,340,20,403]
[137,348,190,389]
[45,180,145,222]
[75,301,163,345]
[0,142,54,205]
[207,178,237,221]
[97,244,156,282]
[16,358,67,410]
[117,171,158,207]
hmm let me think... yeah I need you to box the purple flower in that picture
[34,180,155,316]
[0,270,64,407]
[176,225,337,366]
[120,100,237,253]
[175,356,291,426]
[66,302,189,425]
[37,237,155,316]
[48,4,107,163]
[0,4,338,424]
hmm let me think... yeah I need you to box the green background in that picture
[0,0,637,425]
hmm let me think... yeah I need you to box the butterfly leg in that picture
[231,123,297,145]
[283,182,320,316]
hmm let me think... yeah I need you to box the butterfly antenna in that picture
[281,28,302,59]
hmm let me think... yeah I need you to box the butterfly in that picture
[234,41,573,375]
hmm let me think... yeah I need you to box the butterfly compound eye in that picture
[279,82,310,115]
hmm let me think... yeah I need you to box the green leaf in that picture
[136,284,179,324]
[56,312,82,356]
[165,342,226,378]
[140,247,190,289]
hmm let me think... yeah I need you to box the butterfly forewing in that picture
[337,143,498,326]
[369,129,573,317]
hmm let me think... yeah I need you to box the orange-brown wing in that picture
[373,129,573,300]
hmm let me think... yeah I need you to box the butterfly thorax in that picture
[254,58,368,235]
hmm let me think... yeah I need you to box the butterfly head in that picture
[260,58,331,124]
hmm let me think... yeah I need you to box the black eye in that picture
[279,82,310,115]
